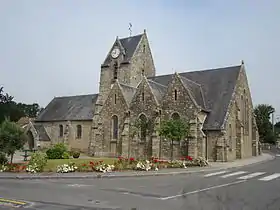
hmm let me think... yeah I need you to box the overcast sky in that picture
[1,0,280,116]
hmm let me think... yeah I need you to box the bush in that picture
[46,143,68,159]
[26,152,47,173]
[62,151,70,159]
[72,151,80,159]
[0,152,8,165]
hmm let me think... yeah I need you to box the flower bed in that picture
[0,155,208,174]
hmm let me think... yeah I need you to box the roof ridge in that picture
[119,33,144,40]
[119,83,137,89]
[54,93,97,99]
[147,79,168,88]
[148,64,242,80]
[180,75,202,87]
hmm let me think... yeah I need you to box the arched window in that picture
[114,94,117,104]
[112,115,118,139]
[171,112,180,120]
[139,114,147,142]
[77,125,82,139]
[142,92,145,101]
[59,125,63,137]
[174,89,178,101]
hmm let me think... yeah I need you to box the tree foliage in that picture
[158,118,190,159]
[0,86,44,124]
[0,119,28,163]
[254,104,276,144]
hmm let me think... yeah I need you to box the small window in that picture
[142,92,145,101]
[142,69,144,75]
[229,124,232,148]
[59,125,63,137]
[143,44,146,53]
[174,89,178,101]
[113,62,118,79]
[77,125,82,139]
[114,94,117,104]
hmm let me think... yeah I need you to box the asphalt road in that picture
[1,154,280,210]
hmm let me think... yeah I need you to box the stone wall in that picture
[40,120,92,153]
[161,74,199,159]
[95,82,129,157]
[129,77,160,159]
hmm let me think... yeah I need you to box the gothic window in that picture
[114,94,117,104]
[171,112,180,120]
[174,89,178,101]
[59,125,63,137]
[142,92,145,101]
[77,125,82,139]
[112,115,118,139]
[139,114,147,142]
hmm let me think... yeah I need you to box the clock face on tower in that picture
[111,48,120,59]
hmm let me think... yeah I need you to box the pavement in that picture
[0,152,279,210]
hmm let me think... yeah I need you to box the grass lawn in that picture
[44,158,116,172]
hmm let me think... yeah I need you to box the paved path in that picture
[0,152,278,210]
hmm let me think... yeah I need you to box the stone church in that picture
[25,30,260,162]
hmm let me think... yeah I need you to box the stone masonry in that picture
[29,30,259,162]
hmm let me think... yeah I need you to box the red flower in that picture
[89,161,94,165]
[129,157,135,161]
[180,157,185,161]
[153,159,158,163]
[82,163,87,167]
[187,156,193,161]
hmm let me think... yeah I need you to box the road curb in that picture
[0,153,274,180]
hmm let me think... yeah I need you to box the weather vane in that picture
[129,23,132,37]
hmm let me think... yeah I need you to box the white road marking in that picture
[221,171,247,178]
[276,154,280,157]
[258,173,280,181]
[67,184,93,187]
[204,171,229,177]
[159,180,246,200]
[237,172,266,180]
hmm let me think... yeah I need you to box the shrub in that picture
[0,152,8,165]
[62,151,70,159]
[53,143,67,153]
[46,143,68,159]
[26,152,47,173]
[72,151,80,159]
[46,148,63,159]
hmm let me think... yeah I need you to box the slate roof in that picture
[148,79,167,103]
[119,83,137,104]
[149,65,241,130]
[33,124,50,141]
[36,94,98,122]
[102,34,143,66]
[179,76,207,110]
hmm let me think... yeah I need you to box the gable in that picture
[130,77,159,112]
[102,82,129,112]
[102,34,143,67]
[149,65,241,130]
[36,94,98,122]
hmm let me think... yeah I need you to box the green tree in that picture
[158,118,190,160]
[0,119,28,163]
[254,104,276,144]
